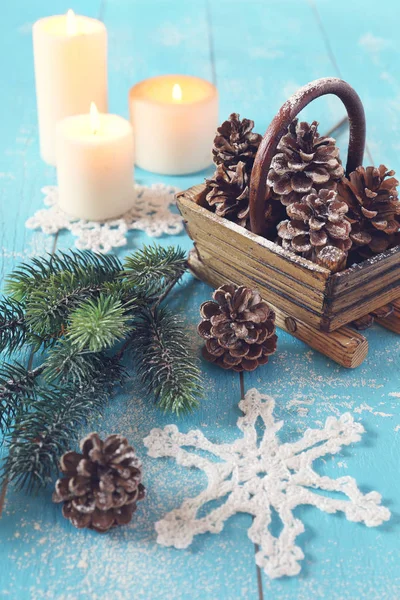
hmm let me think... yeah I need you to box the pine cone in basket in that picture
[213,113,262,168]
[267,119,344,207]
[277,188,352,272]
[53,433,145,532]
[198,284,277,372]
[337,165,400,256]
[204,162,250,226]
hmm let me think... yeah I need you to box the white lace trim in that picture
[144,388,391,579]
[26,184,183,254]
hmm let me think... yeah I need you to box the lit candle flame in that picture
[90,102,101,134]
[172,83,182,102]
[66,9,77,35]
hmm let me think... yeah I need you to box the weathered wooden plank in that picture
[194,236,326,312]
[376,299,400,334]
[177,191,331,287]
[189,248,368,368]
[325,287,400,331]
[195,243,326,328]
[331,247,400,294]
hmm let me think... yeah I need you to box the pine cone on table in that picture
[337,165,400,257]
[213,113,262,168]
[277,188,352,272]
[267,119,344,207]
[198,284,277,372]
[53,433,145,532]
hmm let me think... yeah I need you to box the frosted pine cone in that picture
[204,162,250,227]
[337,164,400,256]
[53,433,145,532]
[268,119,344,207]
[277,188,352,271]
[213,113,262,168]
[198,284,277,372]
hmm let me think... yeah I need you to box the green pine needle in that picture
[6,250,122,302]
[0,362,38,435]
[0,297,27,355]
[132,307,202,415]
[123,245,187,297]
[43,338,121,385]
[68,295,133,352]
[0,245,203,492]
[3,363,124,492]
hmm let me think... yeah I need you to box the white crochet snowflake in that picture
[26,184,183,254]
[144,388,391,579]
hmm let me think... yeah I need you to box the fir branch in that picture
[24,266,123,340]
[123,245,186,297]
[0,363,38,435]
[3,363,125,492]
[42,338,121,385]
[132,307,202,415]
[0,245,203,492]
[67,295,134,352]
[6,251,122,302]
[0,297,27,355]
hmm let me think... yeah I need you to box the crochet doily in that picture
[144,388,391,579]
[26,184,183,254]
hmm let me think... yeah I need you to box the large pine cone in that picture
[53,433,145,532]
[277,188,352,271]
[337,165,400,255]
[205,162,250,227]
[198,284,277,372]
[267,119,344,207]
[213,113,262,168]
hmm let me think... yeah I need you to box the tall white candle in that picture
[129,75,218,175]
[33,11,108,166]
[56,104,134,221]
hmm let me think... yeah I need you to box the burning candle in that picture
[33,10,108,166]
[56,103,135,221]
[129,75,218,175]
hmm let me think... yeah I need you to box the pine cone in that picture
[53,433,145,532]
[198,284,277,372]
[213,113,262,168]
[337,165,400,255]
[205,162,250,226]
[277,188,352,271]
[267,119,344,207]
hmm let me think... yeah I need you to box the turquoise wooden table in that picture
[1,0,399,598]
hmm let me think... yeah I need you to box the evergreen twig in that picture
[0,298,27,355]
[3,362,125,492]
[0,362,38,435]
[0,246,202,492]
[132,307,202,415]
[123,245,186,297]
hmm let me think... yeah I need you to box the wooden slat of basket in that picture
[331,246,400,294]
[177,189,331,290]
[375,299,400,334]
[328,269,400,313]
[324,284,400,331]
[188,248,368,369]
[192,236,326,312]
[196,244,325,328]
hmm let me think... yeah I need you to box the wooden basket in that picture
[177,78,400,368]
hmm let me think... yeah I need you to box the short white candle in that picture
[56,103,134,221]
[33,10,108,166]
[129,75,218,175]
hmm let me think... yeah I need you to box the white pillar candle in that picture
[56,104,134,221]
[33,10,108,166]
[129,75,218,175]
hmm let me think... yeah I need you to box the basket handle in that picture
[249,77,366,235]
